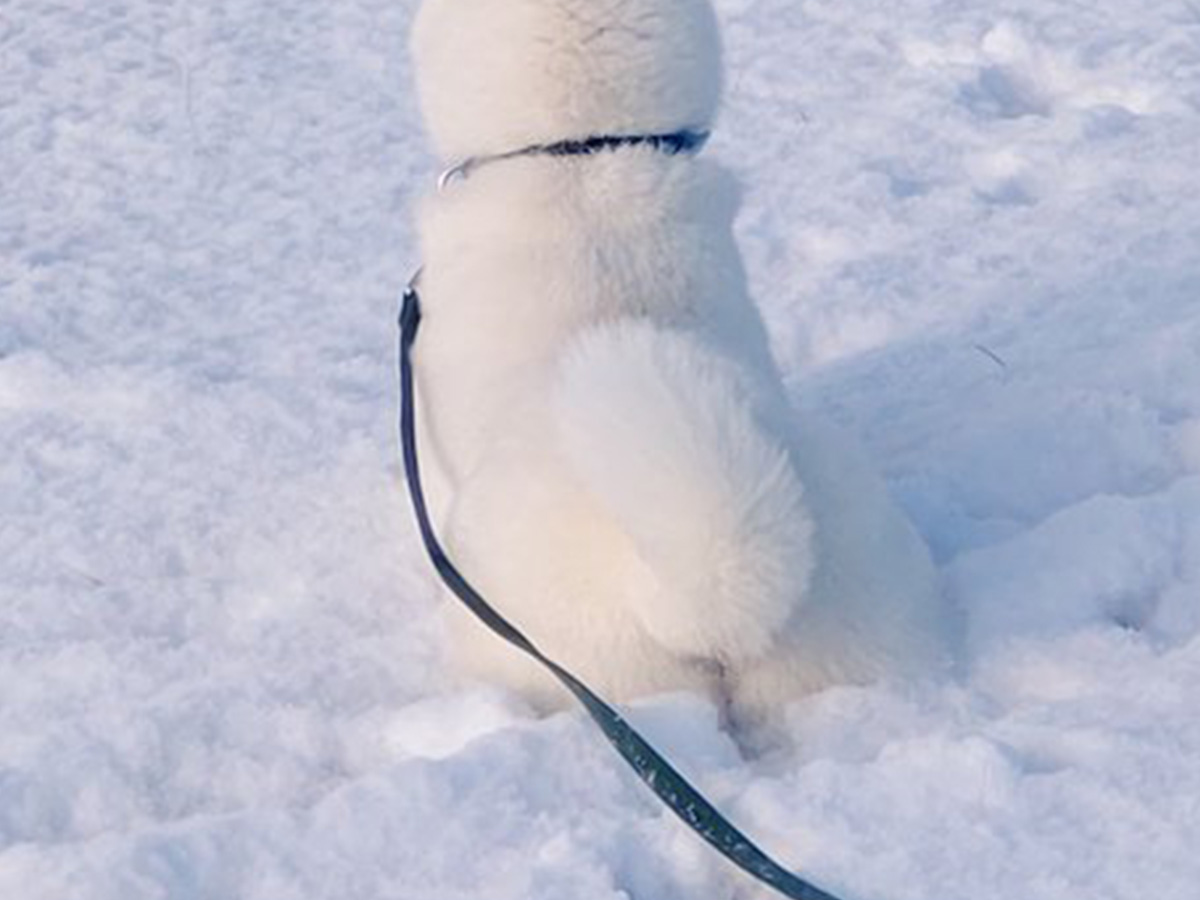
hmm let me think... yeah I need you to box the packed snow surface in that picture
[3,0,1199,898]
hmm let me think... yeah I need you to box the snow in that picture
[2,0,1198,898]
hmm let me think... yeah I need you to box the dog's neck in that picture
[437,128,710,191]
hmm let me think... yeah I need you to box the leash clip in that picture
[438,159,476,192]
[400,267,424,336]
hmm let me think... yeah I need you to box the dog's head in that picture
[412,0,723,161]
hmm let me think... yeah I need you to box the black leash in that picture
[398,283,847,900]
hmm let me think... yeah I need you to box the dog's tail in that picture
[551,321,814,663]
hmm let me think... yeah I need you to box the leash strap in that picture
[398,284,845,900]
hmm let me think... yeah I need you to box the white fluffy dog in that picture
[410,0,945,727]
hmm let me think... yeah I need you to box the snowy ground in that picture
[3,0,1199,898]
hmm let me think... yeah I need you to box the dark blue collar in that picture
[532,129,710,158]
[438,128,710,189]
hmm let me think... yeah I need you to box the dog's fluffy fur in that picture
[410,0,945,725]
